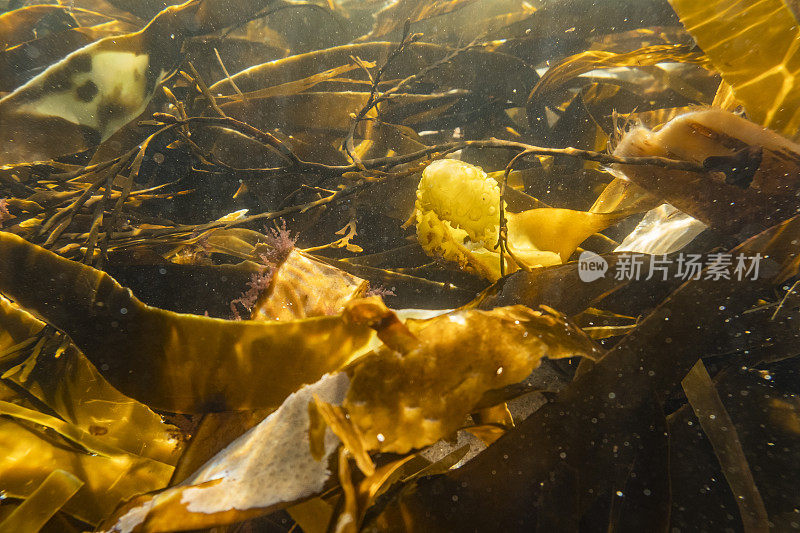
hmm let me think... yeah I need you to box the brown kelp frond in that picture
[2,0,800,530]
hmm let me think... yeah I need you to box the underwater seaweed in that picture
[229,220,298,319]
[1,0,800,532]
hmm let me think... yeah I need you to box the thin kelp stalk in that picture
[682,361,770,533]
[341,23,482,174]
[497,148,541,278]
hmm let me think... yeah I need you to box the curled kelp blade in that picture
[0,296,181,465]
[0,232,377,413]
[528,43,705,103]
[356,0,477,42]
[612,109,800,235]
[507,208,625,263]
[252,249,369,321]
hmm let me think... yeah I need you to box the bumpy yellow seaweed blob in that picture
[416,159,501,246]
[414,159,622,281]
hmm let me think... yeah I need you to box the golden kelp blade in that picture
[0,232,376,413]
[472,254,637,316]
[100,303,597,531]
[100,373,351,533]
[681,361,769,531]
[528,44,705,102]
[216,91,463,133]
[213,64,361,103]
[0,469,83,533]
[0,5,77,51]
[100,0,279,32]
[344,305,602,453]
[507,208,624,263]
[309,395,374,476]
[0,297,181,465]
[669,0,800,138]
[357,0,478,41]
[0,410,173,525]
[252,249,369,321]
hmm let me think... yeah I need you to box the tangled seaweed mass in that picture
[1,0,800,531]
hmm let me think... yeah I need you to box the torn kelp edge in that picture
[106,373,349,532]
